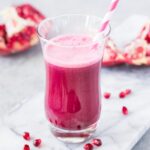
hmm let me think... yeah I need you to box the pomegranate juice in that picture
[44,35,101,130]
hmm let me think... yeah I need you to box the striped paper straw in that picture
[99,0,120,32]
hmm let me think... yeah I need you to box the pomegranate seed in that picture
[119,91,126,98]
[60,122,65,127]
[92,138,102,146]
[110,52,117,59]
[23,144,30,150]
[123,53,129,58]
[136,47,144,53]
[146,50,150,56]
[122,106,128,115]
[104,92,111,99]
[23,132,30,140]
[77,125,81,130]
[84,143,93,150]
[49,119,52,123]
[55,120,58,125]
[145,33,150,43]
[125,89,132,95]
[33,139,42,147]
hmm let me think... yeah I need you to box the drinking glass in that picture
[38,14,110,143]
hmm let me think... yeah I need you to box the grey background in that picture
[0,0,150,149]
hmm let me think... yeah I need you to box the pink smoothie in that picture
[44,34,101,130]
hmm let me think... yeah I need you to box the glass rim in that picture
[37,14,111,48]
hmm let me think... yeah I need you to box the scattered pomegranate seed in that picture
[104,92,111,99]
[23,132,30,141]
[92,138,102,146]
[23,144,30,150]
[122,106,128,115]
[125,89,132,95]
[84,143,93,150]
[33,139,42,147]
[119,91,126,98]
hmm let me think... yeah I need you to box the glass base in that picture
[50,123,97,143]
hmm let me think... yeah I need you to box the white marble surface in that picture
[0,0,150,149]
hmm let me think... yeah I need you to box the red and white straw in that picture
[99,0,120,32]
